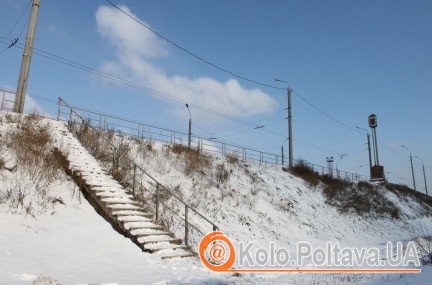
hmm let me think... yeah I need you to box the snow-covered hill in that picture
[1,112,431,285]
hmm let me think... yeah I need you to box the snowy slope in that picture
[1,112,432,285]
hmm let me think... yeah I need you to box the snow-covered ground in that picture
[1,112,432,284]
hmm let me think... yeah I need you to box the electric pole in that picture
[415,156,428,195]
[402,145,416,191]
[356,126,373,180]
[275,79,293,168]
[14,0,40,113]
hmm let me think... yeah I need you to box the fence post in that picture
[132,165,137,196]
[185,205,189,246]
[155,183,159,221]
[1,91,5,110]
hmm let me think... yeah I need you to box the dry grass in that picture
[289,163,320,187]
[71,122,134,187]
[226,154,240,164]
[385,182,432,206]
[287,163,400,218]
[169,144,211,175]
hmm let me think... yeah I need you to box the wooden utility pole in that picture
[14,0,40,113]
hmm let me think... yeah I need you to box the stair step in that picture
[92,186,125,192]
[112,210,152,217]
[130,228,171,236]
[125,222,164,231]
[137,235,181,244]
[157,248,195,259]
[145,242,188,252]
[95,192,134,199]
[107,204,141,210]
[117,215,152,223]
[101,197,140,205]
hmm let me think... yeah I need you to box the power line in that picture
[105,0,285,91]
[105,0,370,137]
[2,0,31,38]
[0,36,285,137]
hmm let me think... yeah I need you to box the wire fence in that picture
[0,87,369,181]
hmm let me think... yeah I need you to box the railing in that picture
[0,87,369,182]
[52,96,368,182]
[0,88,15,111]
[57,98,218,253]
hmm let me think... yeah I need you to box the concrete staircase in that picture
[55,124,194,259]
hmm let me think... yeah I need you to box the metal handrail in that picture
[57,98,218,249]
[0,87,370,182]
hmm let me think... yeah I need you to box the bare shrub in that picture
[111,137,133,187]
[226,154,239,164]
[169,144,211,175]
[321,175,400,218]
[289,163,320,187]
[0,157,4,170]
[385,182,432,207]
[215,164,230,185]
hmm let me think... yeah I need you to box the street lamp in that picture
[414,155,428,195]
[186,103,192,148]
[274,78,293,168]
[356,126,373,180]
[401,145,416,191]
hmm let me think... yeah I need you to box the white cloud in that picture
[95,5,278,122]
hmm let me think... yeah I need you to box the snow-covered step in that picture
[144,242,188,251]
[112,210,153,218]
[157,248,195,259]
[107,204,141,210]
[137,235,180,244]
[125,222,164,231]
[117,215,152,223]
[130,228,170,236]
[101,197,140,205]
[96,192,134,199]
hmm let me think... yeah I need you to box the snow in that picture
[1,112,432,284]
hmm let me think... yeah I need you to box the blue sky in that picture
[0,0,431,191]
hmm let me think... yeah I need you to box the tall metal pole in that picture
[422,163,428,195]
[287,87,293,168]
[14,0,40,113]
[367,133,373,178]
[402,145,416,191]
[186,103,192,148]
[188,118,192,148]
[415,156,428,195]
[373,128,380,165]
[281,145,284,166]
[409,153,416,191]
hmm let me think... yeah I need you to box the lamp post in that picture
[186,103,192,148]
[414,156,428,195]
[275,79,293,168]
[356,126,373,180]
[401,145,416,191]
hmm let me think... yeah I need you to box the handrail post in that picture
[185,205,189,246]
[132,165,137,196]
[111,148,116,175]
[155,183,159,221]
